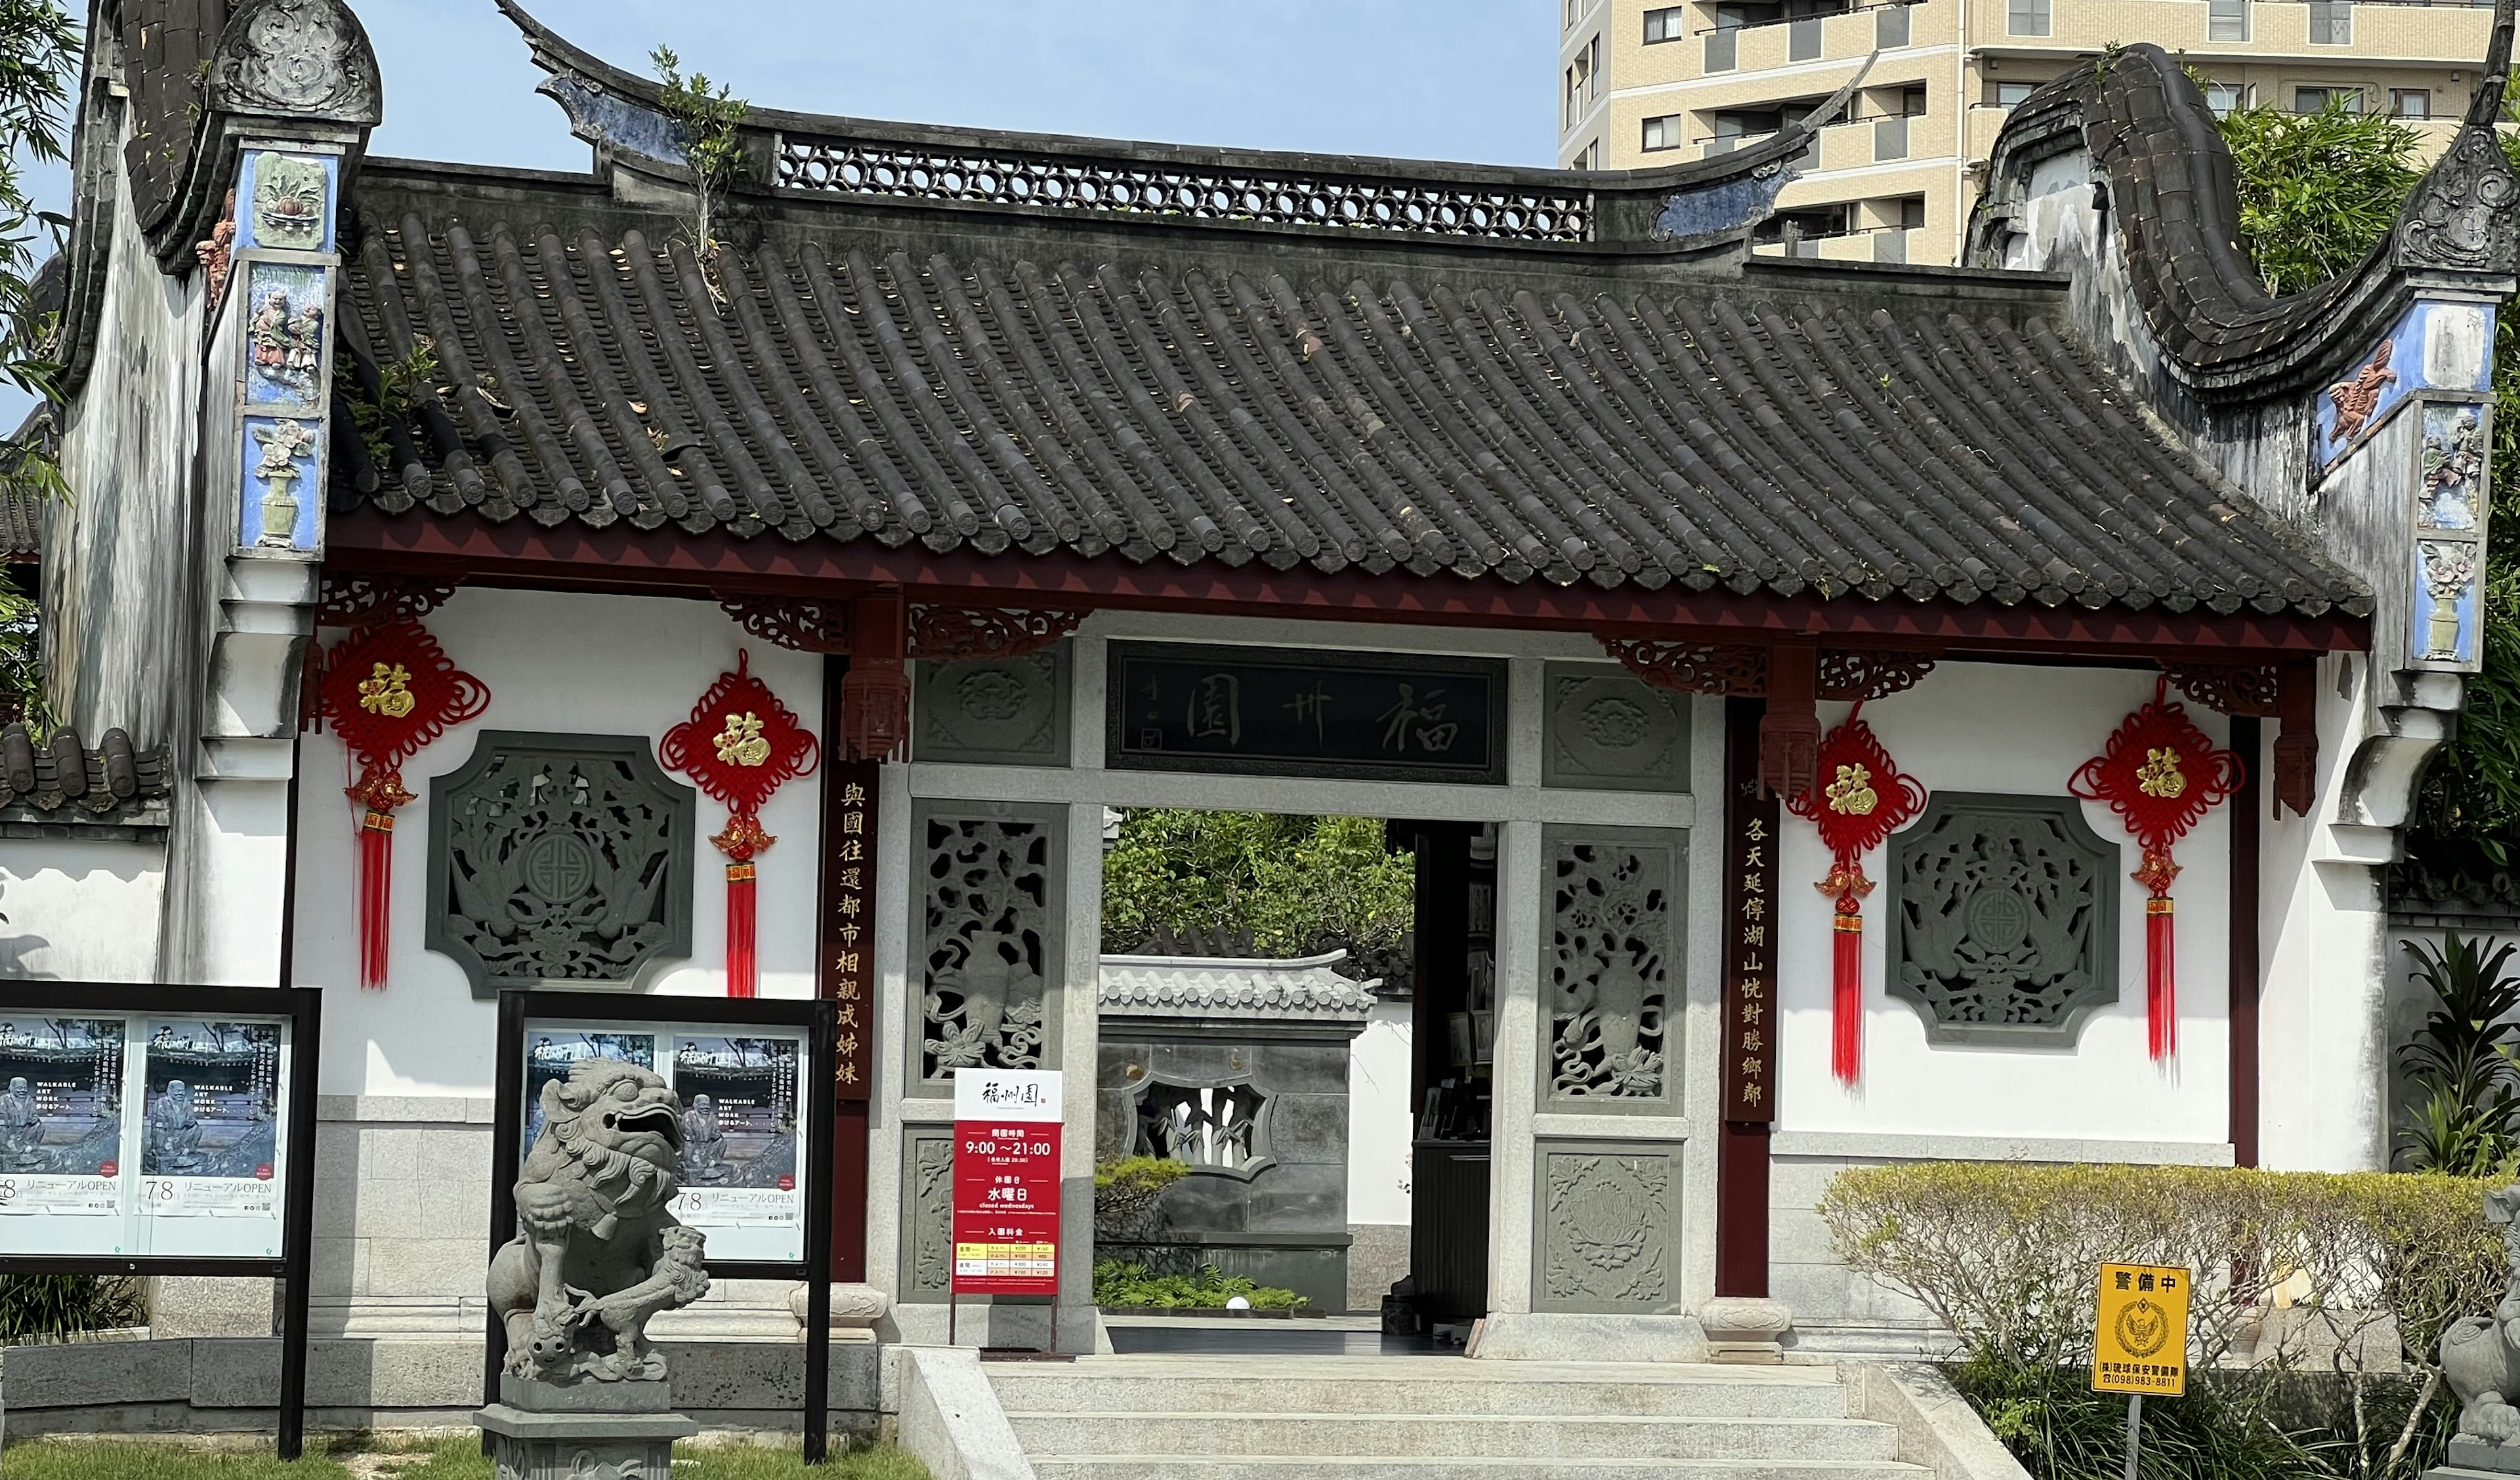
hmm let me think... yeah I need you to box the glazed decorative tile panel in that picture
[237,416,322,551]
[240,261,329,412]
[234,148,339,255]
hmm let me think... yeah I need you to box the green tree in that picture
[1099,810,1413,976]
[2219,100,2422,295]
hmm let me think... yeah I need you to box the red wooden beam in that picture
[329,509,2370,657]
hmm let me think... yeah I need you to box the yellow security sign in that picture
[2093,1262,2190,1396]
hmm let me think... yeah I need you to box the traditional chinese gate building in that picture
[9,0,2514,1417]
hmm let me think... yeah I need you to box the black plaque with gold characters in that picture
[1107,641,1507,785]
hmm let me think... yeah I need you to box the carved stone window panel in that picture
[425,732,696,998]
[1882,792,2121,1047]
[1119,1067,1277,1182]
[1533,1139,1681,1314]
[1540,827,1687,1113]
[1541,663,1692,792]
[914,802,1068,1090]
[912,645,1071,767]
[898,1126,956,1302]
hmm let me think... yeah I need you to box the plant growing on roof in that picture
[2396,933,2520,1176]
[651,43,749,298]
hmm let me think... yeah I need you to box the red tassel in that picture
[726,861,758,999]
[1832,910,1863,1086]
[2147,896,2176,1061]
[356,808,394,990]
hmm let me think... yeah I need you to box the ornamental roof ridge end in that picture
[495,0,1837,255]
[1968,0,2520,401]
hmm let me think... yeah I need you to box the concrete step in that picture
[1030,1460,1934,1480]
[987,1359,1855,1420]
[1007,1411,1902,1463]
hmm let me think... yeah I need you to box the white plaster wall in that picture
[0,838,165,981]
[1774,662,2234,1150]
[289,588,826,1098]
[1347,996,1414,1228]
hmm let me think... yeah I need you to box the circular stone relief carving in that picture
[1550,676,1677,781]
[1562,1164,1655,1271]
[935,657,1055,754]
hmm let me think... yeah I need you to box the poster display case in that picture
[0,982,321,1458]
[489,989,839,1460]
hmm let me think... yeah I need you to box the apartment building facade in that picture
[1559,0,2496,264]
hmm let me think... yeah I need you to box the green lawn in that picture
[0,1436,930,1479]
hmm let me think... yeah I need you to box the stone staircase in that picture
[988,1353,1935,1479]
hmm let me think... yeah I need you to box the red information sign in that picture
[950,1069,1063,1297]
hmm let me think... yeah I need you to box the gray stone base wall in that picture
[1346,1222,1408,1313]
[313,1097,498,1326]
[0,1337,889,1441]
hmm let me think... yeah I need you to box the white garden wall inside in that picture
[0,836,164,981]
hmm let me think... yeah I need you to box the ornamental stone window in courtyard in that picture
[1544,829,1684,1110]
[1881,792,2120,1046]
[916,804,1066,1088]
[425,732,696,998]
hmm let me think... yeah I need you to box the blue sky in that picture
[359,0,1555,170]
[11,1,1555,423]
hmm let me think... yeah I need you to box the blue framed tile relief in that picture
[241,262,327,414]
[238,417,322,553]
[2414,538,2483,666]
[233,150,337,255]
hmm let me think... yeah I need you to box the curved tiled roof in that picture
[333,173,2368,619]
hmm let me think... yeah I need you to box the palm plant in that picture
[2397,933,2520,1174]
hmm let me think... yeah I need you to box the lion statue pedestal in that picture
[471,1058,713,1479]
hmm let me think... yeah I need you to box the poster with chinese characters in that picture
[139,1019,283,1221]
[666,1032,806,1261]
[951,1067,1063,1297]
[0,1016,124,1220]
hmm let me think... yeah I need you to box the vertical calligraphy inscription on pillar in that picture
[1723,735,1781,1122]
[821,758,882,1100]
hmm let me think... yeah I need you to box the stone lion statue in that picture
[2443,1183,2520,1445]
[487,1058,710,1384]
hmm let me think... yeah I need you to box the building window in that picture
[2203,81,2242,115]
[1994,81,2037,108]
[2392,87,2431,118]
[2295,85,2362,114]
[1642,114,1683,152]
[1565,0,1585,30]
[2207,0,2248,41]
[1644,5,1686,41]
[1563,35,1602,129]
[2307,0,2351,44]
[2007,0,2051,37]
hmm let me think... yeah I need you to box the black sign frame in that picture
[488,989,839,1462]
[0,981,322,1458]
[1105,640,1509,785]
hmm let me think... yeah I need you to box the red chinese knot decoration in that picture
[2068,677,2243,1061]
[1784,707,1925,1087]
[660,651,820,997]
[316,619,490,989]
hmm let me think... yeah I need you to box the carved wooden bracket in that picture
[719,594,853,654]
[316,573,457,628]
[2162,658,2317,817]
[1599,636,1937,704]
[908,606,1085,661]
